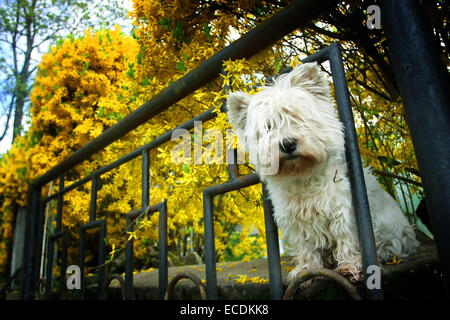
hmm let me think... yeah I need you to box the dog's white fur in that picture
[227,63,420,281]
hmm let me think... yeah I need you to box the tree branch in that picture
[0,94,15,142]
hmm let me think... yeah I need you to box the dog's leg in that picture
[333,237,363,281]
[288,241,324,282]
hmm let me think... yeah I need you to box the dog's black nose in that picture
[280,138,297,154]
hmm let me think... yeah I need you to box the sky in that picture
[0,0,134,155]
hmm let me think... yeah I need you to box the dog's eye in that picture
[267,123,272,131]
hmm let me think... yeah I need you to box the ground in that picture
[101,239,445,300]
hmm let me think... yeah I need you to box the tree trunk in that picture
[11,0,35,143]
[11,83,26,143]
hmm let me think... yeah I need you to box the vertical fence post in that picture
[382,0,450,293]
[125,214,135,300]
[262,183,283,300]
[56,175,64,232]
[329,43,383,300]
[158,200,168,300]
[60,231,68,299]
[203,191,218,299]
[97,221,106,300]
[142,149,150,208]
[78,229,85,299]
[89,176,98,223]
[22,185,41,299]
[44,236,55,300]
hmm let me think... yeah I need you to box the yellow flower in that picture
[127,231,138,241]
[139,219,152,229]
[109,244,117,260]
[386,254,403,265]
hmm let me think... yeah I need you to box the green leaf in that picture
[126,63,135,78]
[142,77,151,86]
[106,31,112,43]
[159,17,172,30]
[176,61,187,72]
[16,167,27,179]
[203,23,212,42]
[173,21,184,42]
[97,106,105,117]
[30,131,43,147]
[137,49,143,65]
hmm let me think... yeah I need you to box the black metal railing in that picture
[21,0,380,300]
[24,42,381,301]
[19,0,449,301]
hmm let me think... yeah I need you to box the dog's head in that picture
[227,62,344,177]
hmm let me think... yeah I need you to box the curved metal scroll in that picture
[165,272,207,300]
[283,268,362,300]
[104,274,126,300]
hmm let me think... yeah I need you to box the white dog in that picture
[226,63,420,281]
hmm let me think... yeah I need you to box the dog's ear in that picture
[226,91,250,129]
[288,62,330,98]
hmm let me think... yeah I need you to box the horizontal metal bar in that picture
[48,231,67,240]
[203,173,260,197]
[80,219,106,232]
[125,202,165,221]
[39,41,333,203]
[31,0,339,188]
[126,208,145,221]
[37,22,338,205]
[244,44,333,93]
[302,44,333,64]
[48,107,218,199]
[275,44,332,76]
[41,192,58,203]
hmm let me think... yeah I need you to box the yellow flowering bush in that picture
[0,1,288,273]
[0,26,139,271]
[86,0,289,264]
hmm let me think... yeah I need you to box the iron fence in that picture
[17,0,450,301]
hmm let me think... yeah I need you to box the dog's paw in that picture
[336,263,363,282]
[287,265,305,283]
